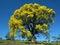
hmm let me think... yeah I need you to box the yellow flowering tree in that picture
[8,3,55,42]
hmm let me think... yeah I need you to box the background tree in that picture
[5,32,15,40]
[8,3,55,42]
[0,37,2,40]
[52,34,60,42]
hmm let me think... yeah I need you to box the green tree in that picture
[5,32,15,40]
[52,34,60,42]
[0,37,2,40]
[8,3,55,42]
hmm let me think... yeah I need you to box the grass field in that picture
[0,40,60,45]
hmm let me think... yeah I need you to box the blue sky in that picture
[0,0,60,41]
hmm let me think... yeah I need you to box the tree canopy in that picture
[8,3,55,41]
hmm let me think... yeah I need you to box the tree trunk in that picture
[31,36,35,42]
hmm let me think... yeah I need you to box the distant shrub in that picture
[45,43,52,45]
[0,38,2,40]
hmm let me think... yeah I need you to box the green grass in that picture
[0,40,60,45]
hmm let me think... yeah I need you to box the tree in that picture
[5,32,15,40]
[52,34,60,42]
[0,37,2,40]
[43,31,50,42]
[8,3,55,42]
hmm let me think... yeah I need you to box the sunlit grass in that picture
[0,40,60,45]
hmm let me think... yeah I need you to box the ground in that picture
[0,40,60,45]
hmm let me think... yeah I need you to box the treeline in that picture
[3,33,60,42]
